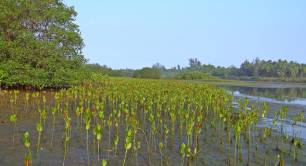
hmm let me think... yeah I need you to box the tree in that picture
[133,67,161,79]
[152,63,166,71]
[0,0,85,87]
[240,60,253,76]
[188,58,202,69]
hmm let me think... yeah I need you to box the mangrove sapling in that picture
[164,124,169,147]
[194,113,203,165]
[23,132,32,166]
[63,115,71,166]
[133,140,141,166]
[50,107,57,146]
[186,146,199,166]
[113,121,120,156]
[94,124,102,163]
[234,121,242,165]
[278,106,288,151]
[273,110,281,150]
[123,128,133,166]
[275,154,285,166]
[261,127,272,165]
[290,138,303,162]
[159,142,164,166]
[102,159,107,166]
[186,117,195,148]
[75,107,81,129]
[291,111,304,161]
[42,96,47,111]
[92,104,99,155]
[179,143,186,166]
[36,121,43,157]
[224,112,233,165]
[246,108,259,166]
[83,108,92,166]
[279,106,288,135]
[25,93,30,113]
[148,111,158,152]
[9,113,17,146]
[107,113,113,159]
[179,108,184,141]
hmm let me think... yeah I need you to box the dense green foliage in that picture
[133,67,161,79]
[239,59,306,78]
[0,0,85,88]
[185,58,306,79]
[175,71,216,80]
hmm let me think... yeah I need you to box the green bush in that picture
[175,71,214,80]
[133,67,161,79]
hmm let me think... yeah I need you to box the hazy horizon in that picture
[65,0,306,69]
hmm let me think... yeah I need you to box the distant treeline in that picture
[91,58,306,82]
[186,58,306,78]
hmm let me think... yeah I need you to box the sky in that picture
[64,0,306,69]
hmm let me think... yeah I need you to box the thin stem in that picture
[87,130,90,166]
[123,149,128,166]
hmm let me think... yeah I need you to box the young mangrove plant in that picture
[36,121,43,155]
[9,113,17,146]
[123,128,133,166]
[291,111,304,162]
[63,111,71,166]
[23,132,32,166]
[179,143,186,166]
[94,124,102,163]
[83,108,92,166]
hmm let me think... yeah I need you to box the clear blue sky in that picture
[64,0,306,69]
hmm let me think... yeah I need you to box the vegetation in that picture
[183,58,306,81]
[0,0,86,88]
[175,71,217,80]
[133,67,161,79]
[86,58,306,83]
[0,77,305,165]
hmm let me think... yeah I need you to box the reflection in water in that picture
[224,85,306,140]
[222,86,306,106]
[258,118,306,140]
[222,86,306,101]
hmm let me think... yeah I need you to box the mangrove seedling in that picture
[83,108,92,166]
[36,122,43,154]
[179,143,186,166]
[123,128,133,166]
[9,113,17,145]
[23,132,32,166]
[159,142,164,166]
[94,124,102,163]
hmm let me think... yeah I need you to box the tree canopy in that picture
[133,67,161,79]
[0,0,85,88]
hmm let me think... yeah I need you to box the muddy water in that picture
[1,90,306,166]
[222,84,306,141]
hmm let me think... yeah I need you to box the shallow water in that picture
[1,86,306,165]
[222,85,306,105]
[258,118,306,140]
[232,91,306,106]
[221,83,306,141]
